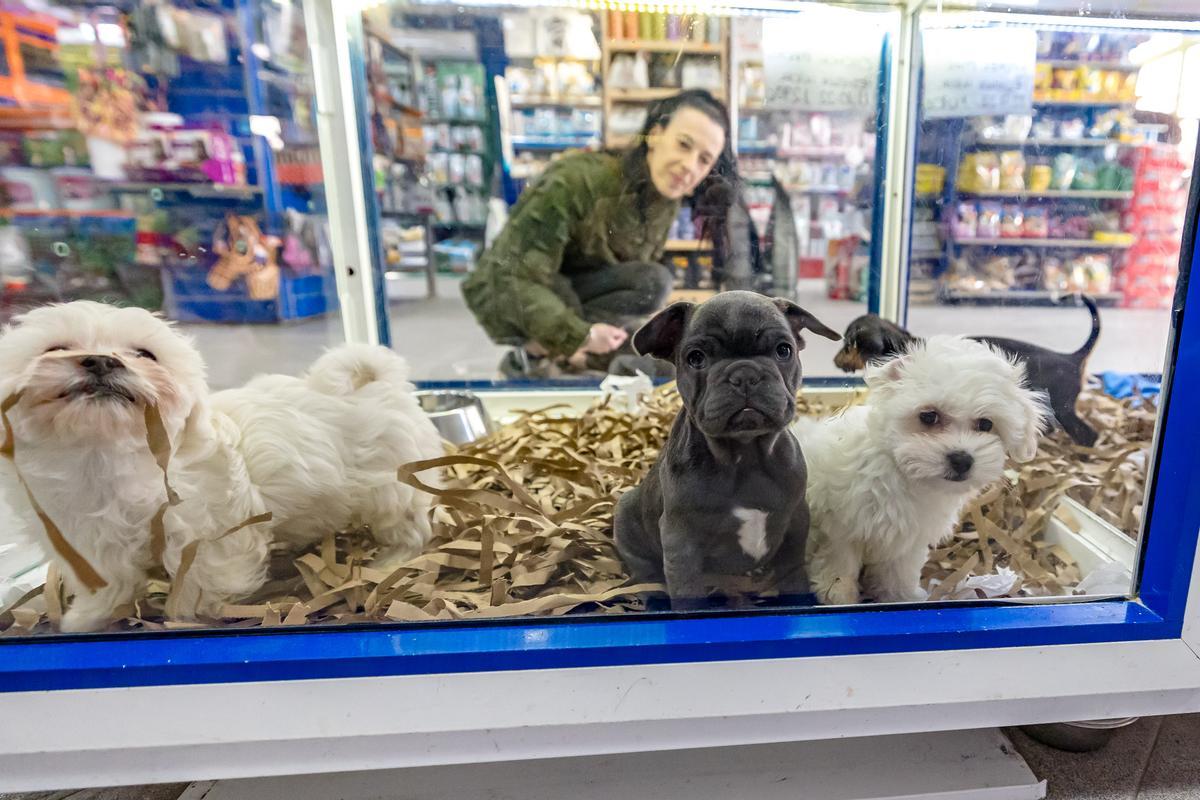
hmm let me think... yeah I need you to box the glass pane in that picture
[369,2,893,382]
[4,0,1195,641]
[895,10,1199,601]
[0,0,343,626]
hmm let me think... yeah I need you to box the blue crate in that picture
[162,260,337,323]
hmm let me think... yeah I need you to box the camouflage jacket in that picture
[462,151,679,356]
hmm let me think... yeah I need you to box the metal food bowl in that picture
[1019,717,1140,752]
[416,390,494,445]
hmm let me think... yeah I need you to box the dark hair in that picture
[619,89,739,254]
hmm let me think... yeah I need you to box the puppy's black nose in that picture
[79,355,124,376]
[727,364,762,391]
[946,450,974,479]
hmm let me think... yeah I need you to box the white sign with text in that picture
[922,28,1037,119]
[762,18,882,112]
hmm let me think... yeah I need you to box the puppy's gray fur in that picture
[613,291,840,609]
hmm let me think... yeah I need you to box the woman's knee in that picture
[640,262,675,307]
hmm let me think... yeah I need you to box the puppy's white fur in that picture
[0,301,443,631]
[794,335,1049,605]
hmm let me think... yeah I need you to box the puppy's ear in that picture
[1002,362,1052,463]
[633,302,693,360]
[173,396,216,462]
[773,300,841,349]
[864,354,907,389]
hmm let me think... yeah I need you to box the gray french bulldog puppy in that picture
[613,291,840,610]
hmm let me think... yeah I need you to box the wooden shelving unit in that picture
[607,39,723,55]
[599,14,729,149]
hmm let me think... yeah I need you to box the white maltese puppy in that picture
[794,335,1049,605]
[0,301,443,632]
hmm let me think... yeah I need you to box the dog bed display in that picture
[0,384,1155,634]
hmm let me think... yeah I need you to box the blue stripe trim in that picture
[0,600,1172,692]
[866,30,892,316]
[1128,135,1200,625]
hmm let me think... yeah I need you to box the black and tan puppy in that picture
[834,295,1101,446]
[613,291,840,609]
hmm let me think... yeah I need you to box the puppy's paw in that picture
[371,545,421,573]
[60,604,114,633]
[814,576,860,606]
[877,585,929,604]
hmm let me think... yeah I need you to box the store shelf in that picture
[971,138,1134,148]
[381,209,433,221]
[738,141,776,155]
[664,239,712,251]
[524,54,603,64]
[952,237,1135,249]
[958,189,1133,200]
[739,142,854,158]
[941,288,1124,306]
[1038,59,1140,71]
[0,106,75,131]
[432,221,486,230]
[510,95,602,108]
[1032,99,1135,107]
[425,116,489,125]
[511,135,600,151]
[781,184,853,195]
[610,87,724,103]
[104,181,263,199]
[607,39,723,55]
[365,24,413,59]
[431,147,488,156]
[1,209,136,219]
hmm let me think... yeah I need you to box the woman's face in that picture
[645,106,726,201]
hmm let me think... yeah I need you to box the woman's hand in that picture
[566,323,628,370]
[583,323,629,354]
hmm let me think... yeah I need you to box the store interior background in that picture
[1,0,1194,389]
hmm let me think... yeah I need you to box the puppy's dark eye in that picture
[976,418,994,432]
[775,342,793,361]
[44,345,68,354]
[919,410,939,426]
[135,348,157,361]
[686,349,707,370]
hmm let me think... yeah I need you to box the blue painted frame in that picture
[1,170,1198,695]
[4,20,1200,698]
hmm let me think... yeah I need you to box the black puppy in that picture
[613,291,841,609]
[834,295,1101,446]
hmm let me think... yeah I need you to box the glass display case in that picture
[2,0,1200,791]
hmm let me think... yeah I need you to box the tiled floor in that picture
[4,716,1200,799]
[180,274,1174,390]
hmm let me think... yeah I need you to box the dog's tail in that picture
[1072,293,1102,361]
[305,344,413,395]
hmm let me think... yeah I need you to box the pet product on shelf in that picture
[207,214,282,300]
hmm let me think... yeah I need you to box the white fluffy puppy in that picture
[795,335,1049,605]
[0,301,443,632]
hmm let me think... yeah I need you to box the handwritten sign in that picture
[762,18,883,112]
[922,28,1037,119]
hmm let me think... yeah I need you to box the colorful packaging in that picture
[1027,161,1053,192]
[977,202,1002,238]
[1052,153,1077,191]
[1023,206,1049,238]
[1071,158,1099,191]
[999,151,1026,191]
[952,202,979,239]
[1043,256,1069,291]
[1001,203,1025,238]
